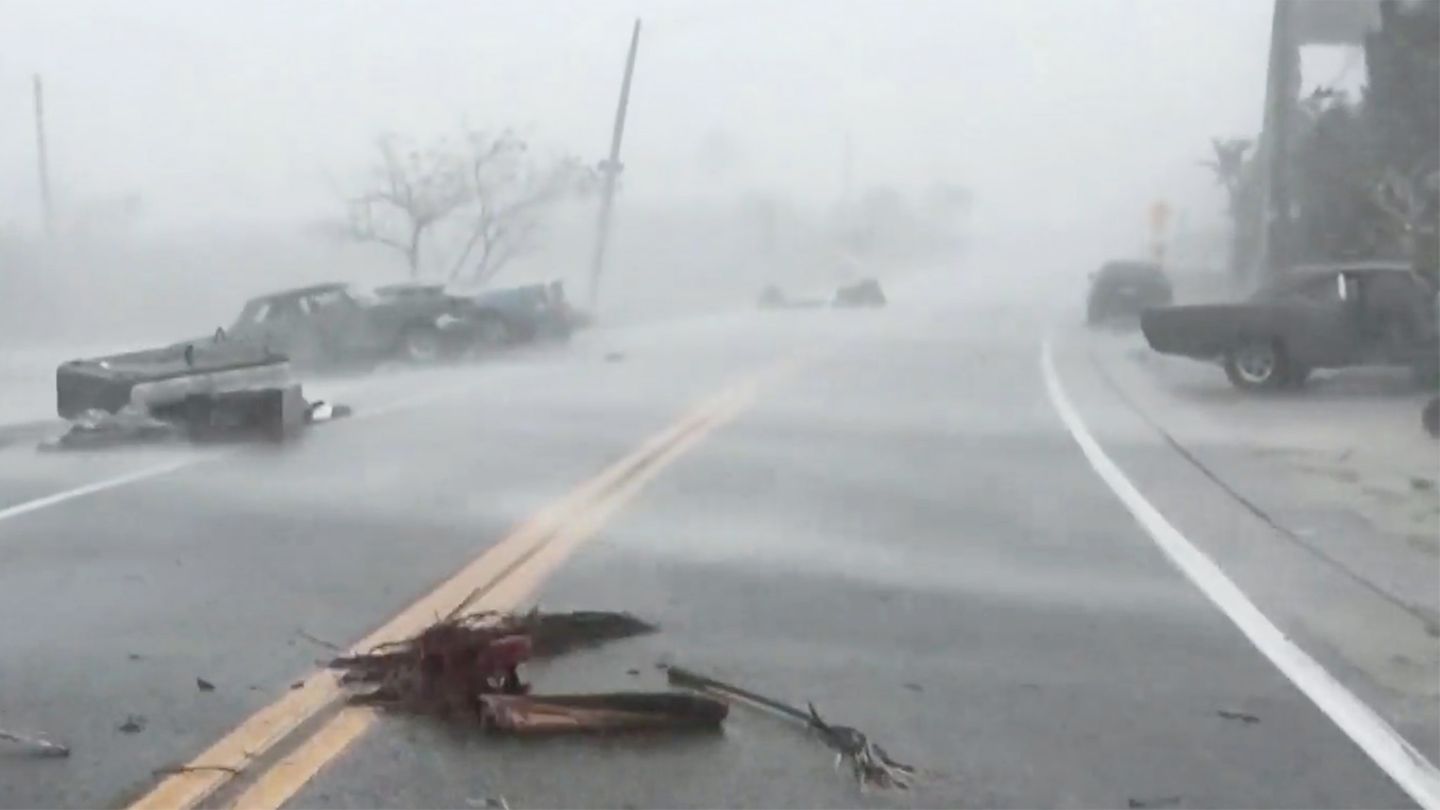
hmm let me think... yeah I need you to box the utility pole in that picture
[586,18,641,312]
[33,74,54,238]
[1257,0,1297,280]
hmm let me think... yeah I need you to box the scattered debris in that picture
[39,407,181,451]
[151,764,240,777]
[1410,476,1435,492]
[1216,709,1260,725]
[466,796,511,810]
[328,609,678,733]
[290,681,305,690]
[196,677,216,692]
[626,668,641,677]
[1128,795,1181,809]
[666,665,914,790]
[306,400,354,424]
[127,653,144,661]
[604,351,626,363]
[0,724,70,758]
[117,714,146,734]
[902,682,923,693]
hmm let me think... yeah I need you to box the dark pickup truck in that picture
[1141,262,1439,391]
[228,282,471,369]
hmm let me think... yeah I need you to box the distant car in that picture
[228,283,469,369]
[833,278,887,308]
[1140,261,1439,391]
[1086,261,1172,325]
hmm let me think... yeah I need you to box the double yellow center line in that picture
[129,359,794,810]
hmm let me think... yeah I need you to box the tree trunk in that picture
[407,226,423,278]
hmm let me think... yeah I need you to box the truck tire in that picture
[1224,338,1287,391]
[399,324,444,364]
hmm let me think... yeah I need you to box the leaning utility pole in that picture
[586,18,641,312]
[33,74,54,237]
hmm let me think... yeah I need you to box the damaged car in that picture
[1140,261,1439,391]
[52,334,348,448]
[228,282,472,369]
[459,281,575,344]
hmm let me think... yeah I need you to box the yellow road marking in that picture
[129,362,782,810]
[231,390,754,809]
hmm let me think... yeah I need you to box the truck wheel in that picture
[1224,339,1286,391]
[400,325,443,364]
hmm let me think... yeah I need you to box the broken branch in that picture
[665,665,915,791]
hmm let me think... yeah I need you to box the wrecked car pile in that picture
[327,607,913,791]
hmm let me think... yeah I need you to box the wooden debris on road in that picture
[480,692,727,734]
[327,609,700,734]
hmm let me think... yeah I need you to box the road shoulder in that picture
[1051,324,1440,764]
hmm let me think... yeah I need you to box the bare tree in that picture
[349,135,467,277]
[446,130,592,285]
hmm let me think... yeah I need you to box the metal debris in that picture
[0,724,70,758]
[665,665,915,791]
[196,677,216,692]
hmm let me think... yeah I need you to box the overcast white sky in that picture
[0,0,1274,235]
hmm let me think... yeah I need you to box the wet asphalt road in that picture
[0,270,1422,808]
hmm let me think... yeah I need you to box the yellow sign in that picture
[1149,201,1172,234]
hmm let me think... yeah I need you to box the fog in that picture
[1,0,1273,345]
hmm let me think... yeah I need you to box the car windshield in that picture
[2,3,1437,809]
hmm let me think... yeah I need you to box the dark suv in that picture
[1086,260,1173,325]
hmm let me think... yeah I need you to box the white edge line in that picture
[0,378,486,528]
[1040,337,1440,810]
[0,455,207,524]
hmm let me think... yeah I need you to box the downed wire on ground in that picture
[666,664,915,791]
[327,609,726,733]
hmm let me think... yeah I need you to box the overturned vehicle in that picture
[51,335,347,449]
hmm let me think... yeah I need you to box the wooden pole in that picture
[33,75,54,237]
[586,19,641,312]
